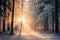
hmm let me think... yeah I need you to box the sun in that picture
[25,0,29,1]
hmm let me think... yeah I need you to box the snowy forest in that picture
[0,0,60,40]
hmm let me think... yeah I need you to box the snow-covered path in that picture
[0,31,60,40]
[21,31,60,40]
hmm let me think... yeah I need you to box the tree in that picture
[3,0,6,32]
[52,12,54,32]
[6,0,11,32]
[10,0,15,35]
[55,0,59,33]
[0,0,3,33]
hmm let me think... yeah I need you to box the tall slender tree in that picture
[10,0,15,35]
[3,0,6,32]
[55,0,59,33]
[6,0,11,32]
[52,12,54,32]
[0,0,3,33]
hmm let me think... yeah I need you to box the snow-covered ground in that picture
[0,31,60,40]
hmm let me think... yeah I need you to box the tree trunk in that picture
[55,0,59,33]
[52,13,54,32]
[3,0,6,32]
[7,23,10,31]
[10,0,15,35]
[0,0,3,33]
[44,14,49,32]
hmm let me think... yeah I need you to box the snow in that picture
[0,31,60,40]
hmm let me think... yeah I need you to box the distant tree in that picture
[2,0,6,32]
[0,0,3,33]
[52,12,54,32]
[7,13,10,31]
[55,0,59,33]
[6,0,11,32]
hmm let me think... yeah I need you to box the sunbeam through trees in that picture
[0,0,60,40]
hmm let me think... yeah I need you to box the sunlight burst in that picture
[25,0,29,1]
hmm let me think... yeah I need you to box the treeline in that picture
[32,0,60,34]
[0,0,15,35]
